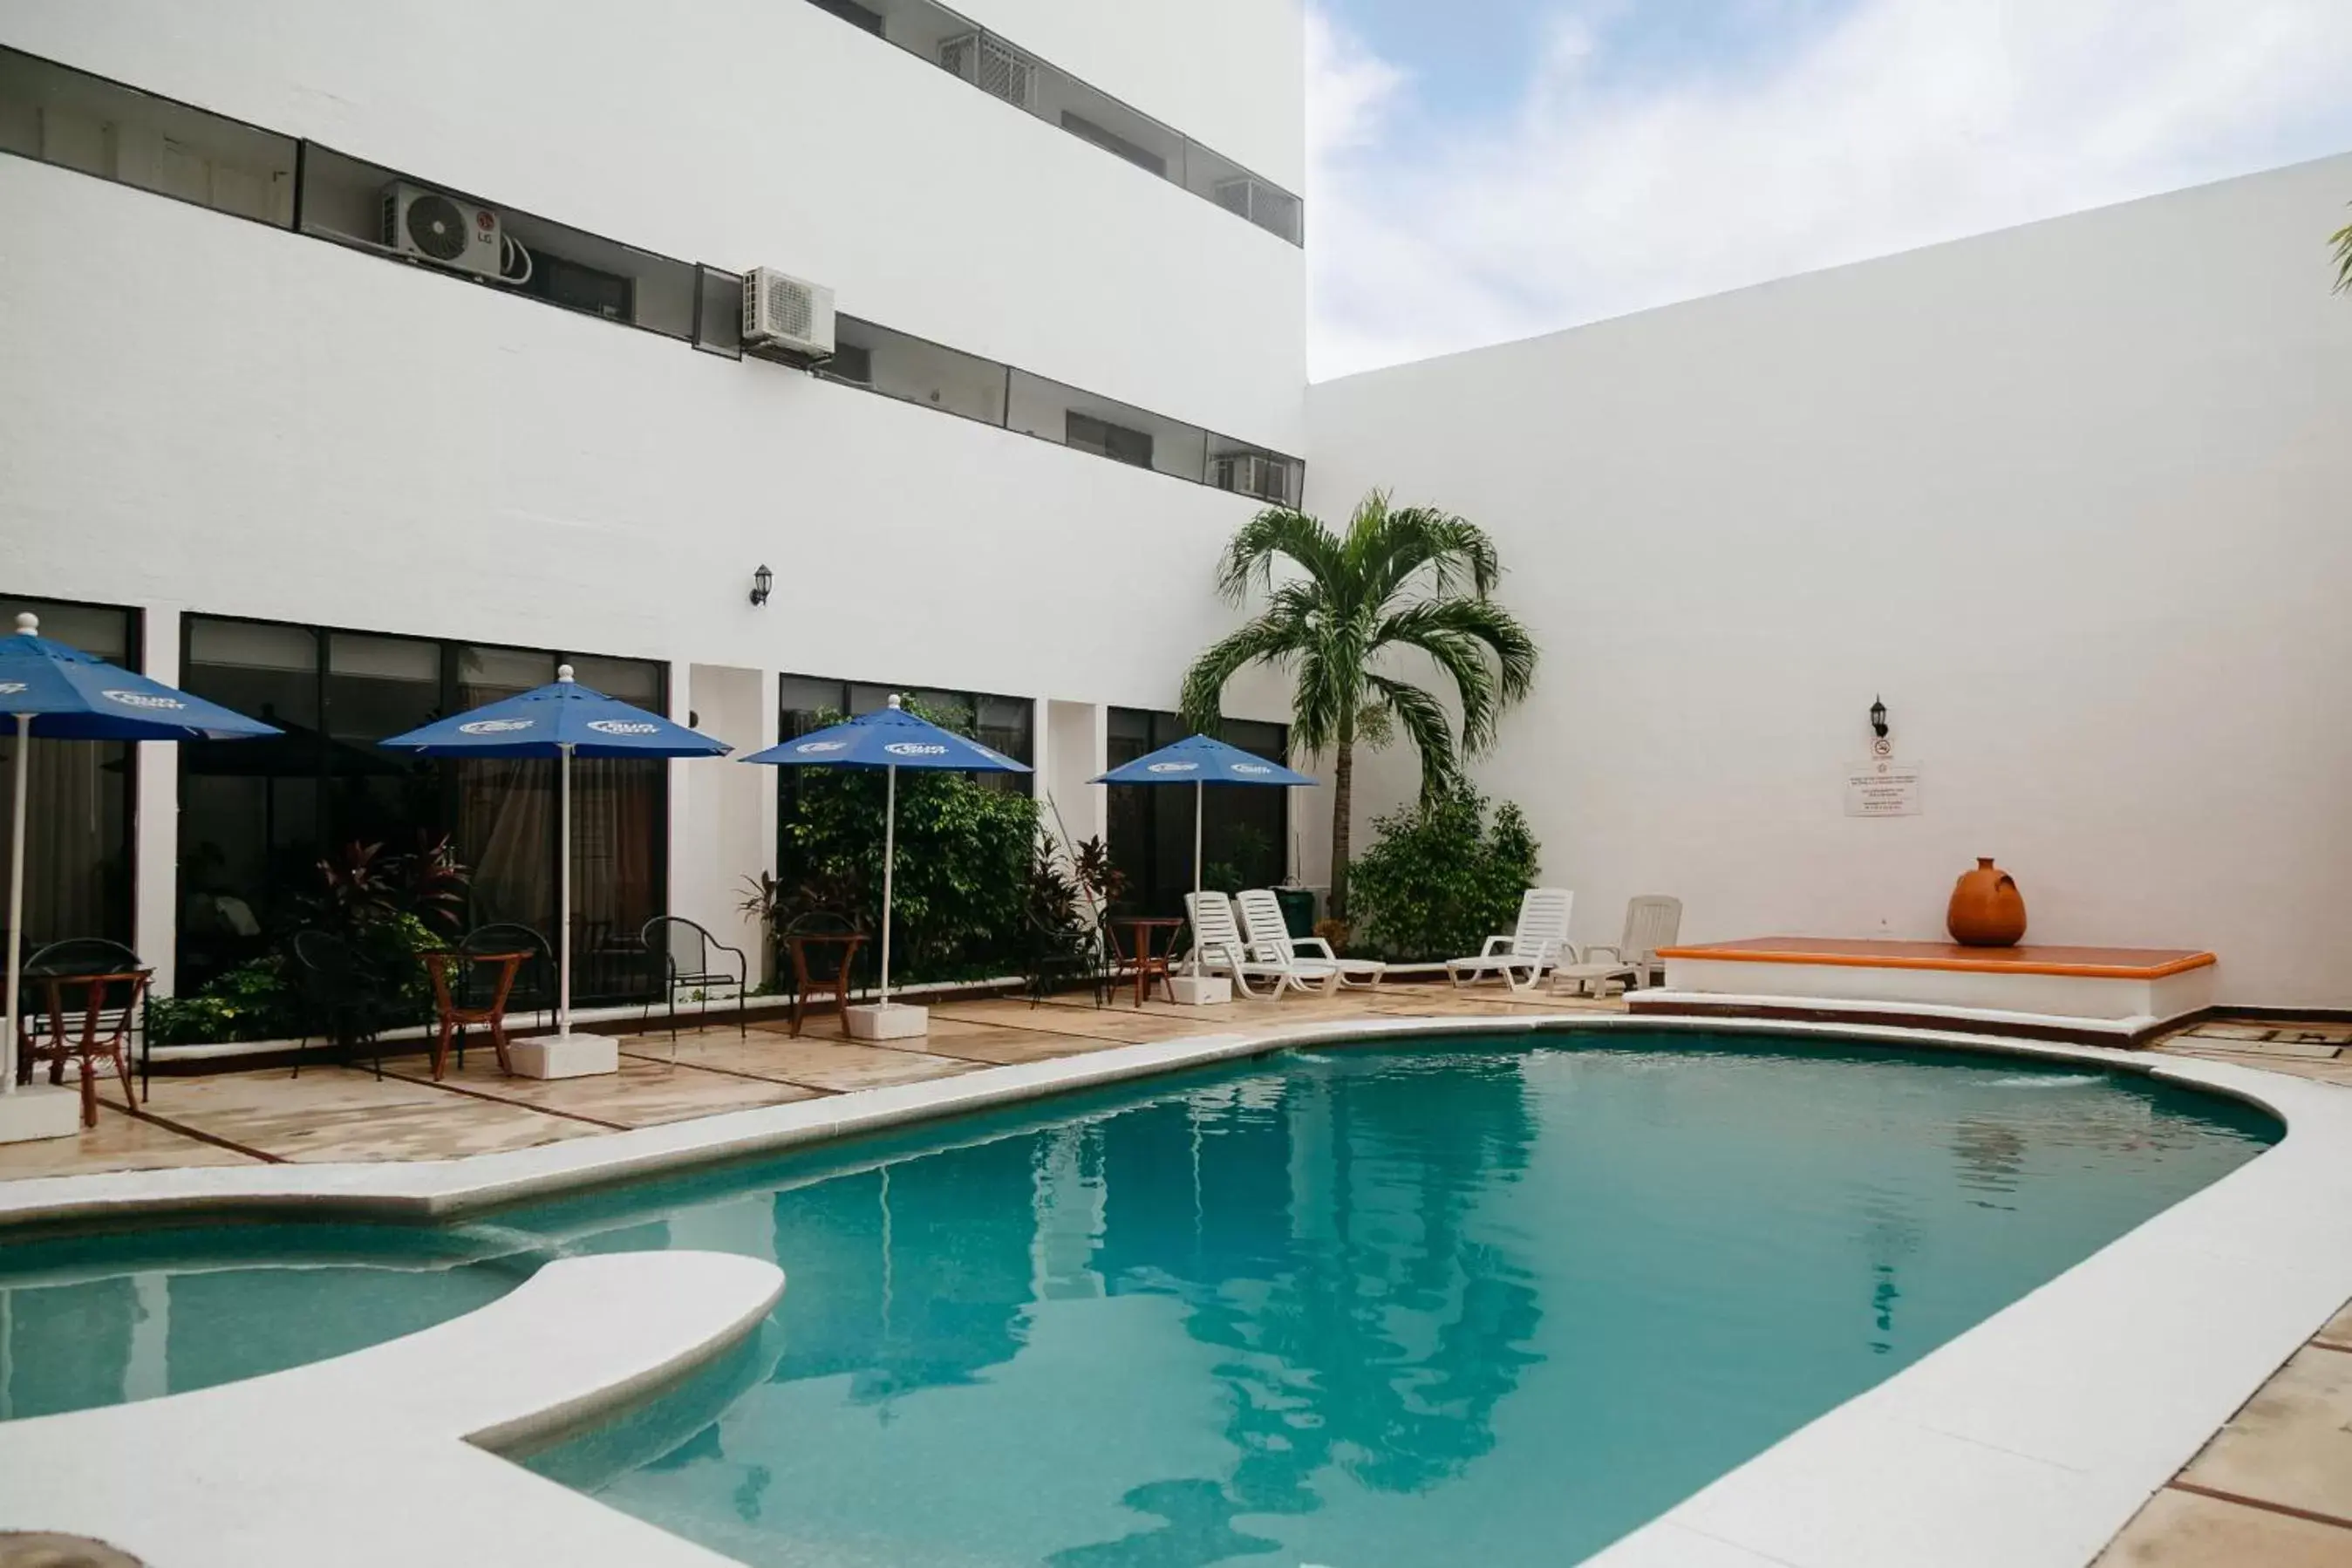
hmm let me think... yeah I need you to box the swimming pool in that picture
[0,1032,2277,1565]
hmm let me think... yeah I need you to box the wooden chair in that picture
[17,939,151,1128]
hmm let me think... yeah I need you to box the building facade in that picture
[0,0,1312,998]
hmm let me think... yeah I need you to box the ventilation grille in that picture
[1214,453,1294,504]
[939,31,1037,108]
[761,274,813,339]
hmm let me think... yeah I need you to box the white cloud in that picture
[1306,0,2352,379]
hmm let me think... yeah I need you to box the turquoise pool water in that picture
[0,1033,2277,1565]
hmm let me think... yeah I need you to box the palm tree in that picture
[2335,206,2352,293]
[1179,490,1537,920]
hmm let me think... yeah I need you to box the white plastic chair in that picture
[1552,896,1683,996]
[1235,888,1386,992]
[1184,891,1296,999]
[1446,888,1573,992]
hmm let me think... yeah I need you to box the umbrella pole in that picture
[1191,779,1203,976]
[879,764,896,1009]
[3,716,26,1097]
[558,742,573,1038]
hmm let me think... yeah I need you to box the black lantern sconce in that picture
[1869,696,1889,739]
[749,564,773,607]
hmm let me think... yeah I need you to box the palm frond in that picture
[1178,613,1306,733]
[1214,508,1346,607]
[1374,597,1539,753]
[2335,209,2352,295]
[1367,674,1460,800]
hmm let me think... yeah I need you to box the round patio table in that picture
[419,949,529,1080]
[782,931,869,1038]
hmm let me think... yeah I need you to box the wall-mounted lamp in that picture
[1869,696,1889,739]
[749,564,773,607]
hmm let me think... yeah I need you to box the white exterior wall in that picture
[1305,153,2352,1007]
[0,0,1305,981]
[0,0,1305,449]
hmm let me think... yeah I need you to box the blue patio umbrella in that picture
[1093,734,1315,965]
[380,665,727,1046]
[0,612,280,1102]
[740,696,1031,1012]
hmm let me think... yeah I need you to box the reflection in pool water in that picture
[0,1035,2277,1565]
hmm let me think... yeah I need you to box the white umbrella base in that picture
[508,1033,621,1080]
[0,1082,83,1144]
[844,1003,929,1040]
[1166,975,1232,1006]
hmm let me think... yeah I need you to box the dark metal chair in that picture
[1024,911,1109,1007]
[460,922,556,1033]
[290,929,387,1079]
[19,938,153,1120]
[638,915,747,1053]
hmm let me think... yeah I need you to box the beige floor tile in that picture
[2314,1300,2352,1351]
[2094,1489,2352,1565]
[0,1104,260,1181]
[930,1003,1223,1043]
[2179,1347,2352,1521]
[386,1052,821,1128]
[910,1026,1137,1065]
[140,1066,597,1162]
[619,1033,974,1093]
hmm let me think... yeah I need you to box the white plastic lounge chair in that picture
[1184,890,1296,999]
[1552,895,1683,997]
[1235,888,1386,992]
[1446,888,1573,992]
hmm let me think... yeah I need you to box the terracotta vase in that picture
[1946,858,2027,947]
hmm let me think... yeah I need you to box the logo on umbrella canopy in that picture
[0,682,24,696]
[459,719,535,734]
[103,690,183,710]
[884,742,949,756]
[1231,763,1274,774]
[796,740,849,753]
[1148,761,1200,773]
[587,720,658,735]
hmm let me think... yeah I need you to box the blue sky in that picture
[1307,0,2352,377]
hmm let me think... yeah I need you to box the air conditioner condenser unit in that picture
[741,268,836,362]
[380,182,503,278]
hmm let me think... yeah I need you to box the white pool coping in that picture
[1,1012,2346,1567]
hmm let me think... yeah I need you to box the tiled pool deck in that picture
[3,989,2347,1567]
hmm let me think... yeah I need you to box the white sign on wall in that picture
[1847,756,1923,816]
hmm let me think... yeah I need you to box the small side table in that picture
[782,931,869,1038]
[420,950,528,1081]
[17,968,152,1128]
[1108,917,1183,1008]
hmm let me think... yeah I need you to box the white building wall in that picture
[1304,153,2352,1007]
[0,0,1305,451]
[0,153,1296,951]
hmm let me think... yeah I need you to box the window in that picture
[176,616,667,999]
[810,0,887,35]
[0,47,295,226]
[295,143,699,341]
[1105,709,1290,917]
[1060,112,1167,178]
[789,0,1302,247]
[1065,411,1153,469]
[819,317,1007,425]
[0,597,137,956]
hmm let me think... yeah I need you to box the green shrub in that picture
[147,955,299,1046]
[779,702,1040,981]
[1348,788,1540,962]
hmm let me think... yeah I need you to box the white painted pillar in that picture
[135,605,181,996]
[665,658,691,926]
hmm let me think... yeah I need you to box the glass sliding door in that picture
[0,597,136,959]
[1106,708,1291,917]
[178,617,668,1000]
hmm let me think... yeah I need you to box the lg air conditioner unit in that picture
[741,268,836,362]
[1214,453,1293,505]
[380,182,503,278]
[1213,176,1302,242]
[938,31,1037,109]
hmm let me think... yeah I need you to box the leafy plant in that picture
[1179,489,1537,918]
[385,831,469,934]
[2335,205,2352,294]
[778,700,1040,979]
[1202,823,1276,895]
[147,956,300,1046]
[1347,788,1540,962]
